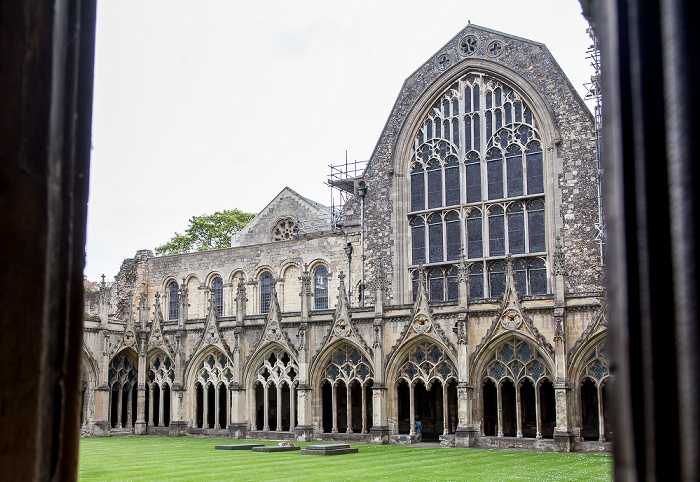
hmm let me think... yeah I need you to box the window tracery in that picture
[108,353,136,389]
[321,343,373,386]
[195,352,234,387]
[483,337,552,384]
[396,342,457,385]
[313,266,329,310]
[254,349,298,388]
[409,72,548,300]
[260,271,273,313]
[211,277,223,316]
[147,353,175,387]
[580,341,609,385]
[272,218,297,241]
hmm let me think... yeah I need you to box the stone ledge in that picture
[252,445,301,452]
[215,444,264,450]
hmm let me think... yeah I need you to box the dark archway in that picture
[321,381,332,433]
[520,379,537,438]
[350,380,362,433]
[131,384,138,427]
[365,380,374,430]
[414,380,444,440]
[110,386,119,428]
[601,381,611,441]
[120,385,130,427]
[152,385,160,427]
[501,379,517,437]
[281,382,291,431]
[206,384,215,429]
[266,384,277,430]
[217,384,226,429]
[337,381,348,433]
[483,379,497,436]
[195,382,203,429]
[581,378,599,440]
[254,382,264,430]
[446,379,458,434]
[539,379,555,438]
[145,385,150,425]
[397,380,410,434]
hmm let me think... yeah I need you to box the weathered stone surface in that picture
[300,444,358,455]
[215,444,264,450]
[251,445,301,452]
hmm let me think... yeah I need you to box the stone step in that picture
[300,444,358,456]
[215,444,265,450]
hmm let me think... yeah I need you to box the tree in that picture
[155,209,256,255]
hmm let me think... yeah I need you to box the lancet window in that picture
[260,271,273,314]
[314,265,329,310]
[107,353,137,430]
[320,343,374,434]
[193,352,233,430]
[253,349,298,432]
[409,73,548,300]
[211,277,223,316]
[168,281,179,321]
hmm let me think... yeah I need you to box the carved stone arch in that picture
[146,348,175,389]
[109,345,138,365]
[204,271,225,287]
[243,341,299,391]
[569,331,609,388]
[228,268,247,286]
[470,331,555,392]
[385,335,458,389]
[183,273,200,286]
[310,338,375,390]
[308,258,331,273]
[81,348,98,388]
[160,275,179,292]
[183,346,234,392]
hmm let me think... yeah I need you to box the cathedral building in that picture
[82,23,608,452]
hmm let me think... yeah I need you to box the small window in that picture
[260,272,273,314]
[168,281,179,321]
[428,214,443,263]
[427,159,442,209]
[489,261,507,298]
[486,147,503,200]
[526,141,544,194]
[444,156,460,206]
[445,211,461,261]
[465,151,481,203]
[469,263,484,299]
[528,200,546,253]
[466,209,483,259]
[529,258,547,294]
[429,268,444,302]
[313,266,329,310]
[212,277,223,316]
[446,266,459,301]
[507,203,525,254]
[410,163,425,212]
[488,205,505,257]
[513,259,527,294]
[411,217,426,265]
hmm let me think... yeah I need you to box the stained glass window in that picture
[465,151,481,203]
[446,266,459,301]
[410,164,424,212]
[526,141,544,194]
[427,160,442,209]
[507,203,525,254]
[469,264,484,298]
[428,214,443,263]
[168,281,179,321]
[314,266,329,310]
[467,209,483,259]
[513,259,527,294]
[489,261,507,298]
[506,144,523,196]
[411,217,425,265]
[528,200,546,252]
[487,147,503,200]
[260,272,273,314]
[445,211,461,261]
[429,268,444,301]
[489,205,505,256]
[445,157,460,206]
[212,277,223,316]
[529,258,547,294]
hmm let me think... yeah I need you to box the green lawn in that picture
[78,437,612,481]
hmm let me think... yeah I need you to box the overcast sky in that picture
[85,0,593,282]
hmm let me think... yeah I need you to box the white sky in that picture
[86,0,593,282]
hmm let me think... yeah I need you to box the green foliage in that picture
[155,209,256,256]
[78,437,613,481]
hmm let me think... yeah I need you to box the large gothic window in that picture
[409,73,548,299]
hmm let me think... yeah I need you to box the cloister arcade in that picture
[108,351,137,429]
[317,342,374,434]
[251,347,299,432]
[192,351,234,429]
[576,339,610,442]
[145,352,174,428]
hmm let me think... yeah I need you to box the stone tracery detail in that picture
[483,337,551,383]
[272,217,298,241]
[396,341,456,385]
[321,343,373,385]
[196,352,234,387]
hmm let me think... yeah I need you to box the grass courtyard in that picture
[78,437,612,481]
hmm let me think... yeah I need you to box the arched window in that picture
[489,261,506,298]
[428,213,443,263]
[445,211,461,261]
[513,259,527,294]
[429,267,444,301]
[411,217,426,265]
[486,147,503,200]
[260,271,273,313]
[529,258,547,294]
[168,281,179,321]
[469,264,484,299]
[488,205,505,257]
[427,159,442,209]
[211,277,223,316]
[410,163,425,212]
[408,72,548,296]
[466,209,482,259]
[446,266,459,301]
[507,203,525,254]
[313,266,329,310]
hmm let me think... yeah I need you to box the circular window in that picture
[272,218,297,241]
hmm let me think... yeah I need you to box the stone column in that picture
[290,385,296,432]
[203,386,209,429]
[361,384,367,434]
[346,383,353,434]
[293,269,314,442]
[332,383,338,433]
[263,385,269,431]
[409,384,415,436]
[148,385,154,427]
[159,385,165,428]
[443,383,449,436]
[497,383,503,438]
[276,384,282,432]
[552,241,573,452]
[116,388,123,428]
[598,385,605,442]
[135,337,147,434]
[169,384,187,435]
[127,388,133,428]
[368,268,390,444]
[454,252,477,447]
[516,383,523,438]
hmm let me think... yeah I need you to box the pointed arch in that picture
[243,341,299,390]
[183,346,234,392]
[310,339,375,389]
[385,335,458,390]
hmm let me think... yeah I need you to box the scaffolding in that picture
[326,155,368,231]
[584,25,605,264]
